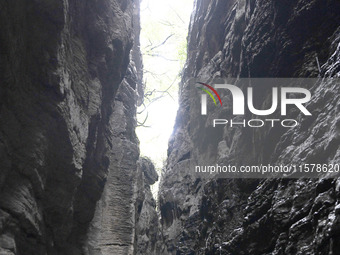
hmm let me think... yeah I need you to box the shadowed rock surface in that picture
[135,157,160,255]
[1,0,340,255]
[158,0,340,254]
[0,0,156,254]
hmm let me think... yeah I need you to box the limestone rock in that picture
[0,0,144,254]
[158,0,340,254]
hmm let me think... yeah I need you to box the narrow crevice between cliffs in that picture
[1,1,340,255]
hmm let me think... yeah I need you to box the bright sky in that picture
[137,0,193,186]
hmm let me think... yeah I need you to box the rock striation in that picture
[2,0,340,254]
[135,157,160,255]
[0,0,155,254]
[158,0,340,254]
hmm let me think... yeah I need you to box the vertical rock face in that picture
[0,0,147,254]
[134,157,159,255]
[159,0,340,254]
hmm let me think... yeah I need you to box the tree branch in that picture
[144,34,175,52]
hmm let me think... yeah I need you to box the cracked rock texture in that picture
[0,0,156,254]
[135,157,160,255]
[158,0,340,254]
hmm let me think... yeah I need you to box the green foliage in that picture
[137,0,193,170]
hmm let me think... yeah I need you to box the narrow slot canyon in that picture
[0,0,340,255]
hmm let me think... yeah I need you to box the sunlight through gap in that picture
[137,0,194,196]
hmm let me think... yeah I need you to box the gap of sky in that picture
[136,0,193,197]
[137,0,194,195]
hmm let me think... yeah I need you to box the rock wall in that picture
[159,0,340,254]
[2,0,340,254]
[134,157,160,255]
[0,0,153,254]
